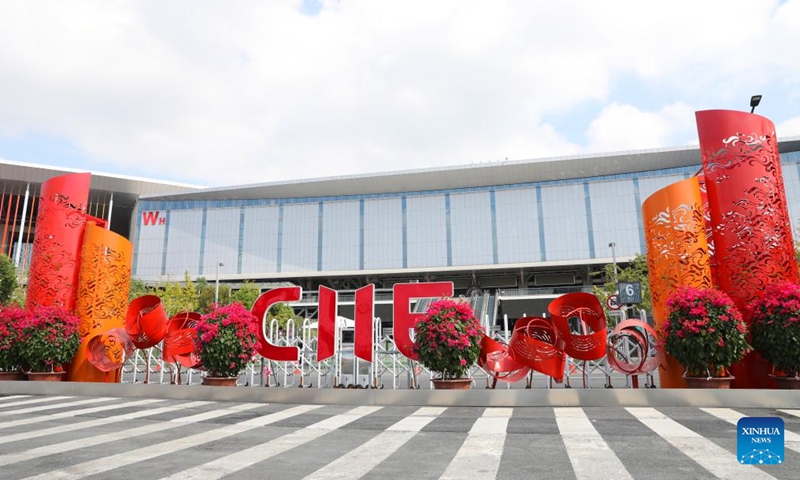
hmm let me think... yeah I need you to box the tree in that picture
[128,278,150,303]
[0,254,18,306]
[196,277,231,312]
[592,253,651,321]
[267,302,303,336]
[231,281,261,310]
[10,283,26,307]
[156,272,200,317]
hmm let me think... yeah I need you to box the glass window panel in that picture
[407,195,447,268]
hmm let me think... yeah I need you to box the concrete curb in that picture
[3,381,800,408]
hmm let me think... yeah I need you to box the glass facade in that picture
[132,153,800,279]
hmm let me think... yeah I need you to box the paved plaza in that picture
[0,393,799,479]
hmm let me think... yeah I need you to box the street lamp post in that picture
[215,262,224,304]
[608,242,618,281]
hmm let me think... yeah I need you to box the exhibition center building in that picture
[4,136,800,324]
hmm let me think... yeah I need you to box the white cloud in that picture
[779,116,800,138]
[0,0,798,186]
[585,102,696,152]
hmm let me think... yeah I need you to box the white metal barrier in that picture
[121,314,656,389]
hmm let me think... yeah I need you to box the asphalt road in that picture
[0,394,798,479]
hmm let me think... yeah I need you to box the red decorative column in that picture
[696,109,800,388]
[25,173,90,311]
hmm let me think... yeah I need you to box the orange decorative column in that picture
[69,222,133,382]
[642,177,714,388]
[696,109,800,388]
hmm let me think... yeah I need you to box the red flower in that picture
[664,287,749,377]
[413,299,484,380]
[194,302,259,378]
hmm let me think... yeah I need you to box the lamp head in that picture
[750,95,762,110]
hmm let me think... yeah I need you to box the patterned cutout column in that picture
[696,109,799,388]
[642,176,713,388]
[70,222,133,382]
[25,173,90,311]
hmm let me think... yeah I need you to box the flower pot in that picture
[683,375,734,389]
[432,379,472,390]
[202,376,238,387]
[27,372,66,382]
[0,371,26,381]
[769,374,800,389]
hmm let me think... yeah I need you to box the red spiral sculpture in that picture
[125,295,168,349]
[478,316,567,383]
[478,335,530,383]
[548,293,607,361]
[163,311,201,369]
[508,317,567,382]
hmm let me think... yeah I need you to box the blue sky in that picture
[1,0,799,187]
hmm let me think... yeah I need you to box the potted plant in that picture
[413,299,484,389]
[748,282,800,389]
[194,302,260,386]
[0,305,28,380]
[663,286,750,388]
[19,306,81,381]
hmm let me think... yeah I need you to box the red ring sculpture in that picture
[163,311,201,369]
[125,295,168,349]
[605,320,658,375]
[86,328,135,372]
[548,292,607,361]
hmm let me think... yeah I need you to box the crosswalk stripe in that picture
[302,406,438,480]
[4,397,798,480]
[0,395,72,410]
[555,407,633,480]
[440,407,512,480]
[0,396,113,416]
[778,409,800,419]
[626,407,776,479]
[0,395,32,402]
[21,404,324,479]
[0,401,263,468]
[0,398,164,433]
[701,408,800,454]
[0,399,207,445]
[169,401,263,423]
[158,405,383,480]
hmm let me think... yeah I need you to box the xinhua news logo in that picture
[737,417,784,465]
